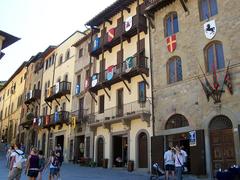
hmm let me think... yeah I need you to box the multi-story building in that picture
[38,46,57,156]
[145,0,240,177]
[71,30,94,162]
[86,0,152,169]
[20,52,44,152]
[0,62,27,144]
[0,30,20,59]
[39,31,84,160]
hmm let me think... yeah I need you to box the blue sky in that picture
[0,0,114,80]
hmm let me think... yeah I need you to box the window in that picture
[65,49,70,60]
[79,48,83,58]
[204,41,225,72]
[99,95,104,114]
[138,81,146,102]
[167,57,182,84]
[59,55,63,65]
[164,12,179,37]
[165,114,189,129]
[199,0,218,21]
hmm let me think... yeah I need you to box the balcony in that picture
[88,100,151,129]
[24,89,41,105]
[72,109,90,124]
[89,54,149,93]
[144,0,176,12]
[88,14,147,57]
[42,111,70,129]
[122,14,147,39]
[20,113,38,129]
[45,81,71,102]
[103,25,122,50]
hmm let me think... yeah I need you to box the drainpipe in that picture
[148,17,155,137]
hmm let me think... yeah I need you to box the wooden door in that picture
[151,135,164,168]
[190,130,206,175]
[97,137,104,167]
[210,129,235,171]
[116,88,123,117]
[138,132,148,168]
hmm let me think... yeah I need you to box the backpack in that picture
[39,157,45,170]
[14,150,26,169]
[52,156,60,167]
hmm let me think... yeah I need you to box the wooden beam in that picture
[180,0,189,13]
[123,7,131,13]
[105,19,112,25]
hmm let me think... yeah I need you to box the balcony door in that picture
[117,88,123,117]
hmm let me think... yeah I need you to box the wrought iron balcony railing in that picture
[45,81,71,102]
[88,100,151,125]
[71,109,90,124]
[24,89,41,105]
[42,111,70,128]
[89,54,149,92]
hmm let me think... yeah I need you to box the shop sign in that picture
[189,131,197,146]
[93,37,100,51]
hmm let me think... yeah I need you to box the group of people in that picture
[164,145,188,180]
[6,143,64,180]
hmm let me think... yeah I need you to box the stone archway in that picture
[138,132,148,168]
[209,115,235,171]
[96,137,104,167]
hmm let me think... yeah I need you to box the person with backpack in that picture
[45,151,60,180]
[25,147,39,180]
[8,143,26,180]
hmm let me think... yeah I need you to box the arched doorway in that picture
[165,114,191,172]
[97,137,104,167]
[138,132,148,168]
[42,133,46,155]
[209,115,235,171]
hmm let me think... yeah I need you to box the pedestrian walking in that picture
[25,147,39,180]
[173,146,185,180]
[45,151,60,180]
[6,145,14,168]
[8,143,26,180]
[164,146,175,180]
[38,150,45,180]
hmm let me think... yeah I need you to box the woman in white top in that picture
[173,146,184,180]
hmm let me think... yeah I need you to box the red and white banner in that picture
[166,34,176,53]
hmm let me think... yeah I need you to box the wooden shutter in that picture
[117,17,123,35]
[190,130,206,175]
[117,49,123,70]
[151,135,164,168]
[99,59,105,82]
[137,3,145,14]
[138,38,145,52]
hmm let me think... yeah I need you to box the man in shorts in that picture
[164,147,175,180]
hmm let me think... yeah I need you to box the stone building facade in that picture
[145,0,240,177]
[86,0,153,170]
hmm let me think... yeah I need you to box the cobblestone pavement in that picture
[0,147,209,180]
